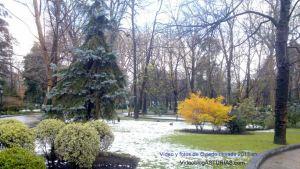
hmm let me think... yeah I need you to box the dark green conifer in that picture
[48,1,125,120]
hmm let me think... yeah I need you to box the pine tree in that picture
[48,1,125,120]
[0,4,13,83]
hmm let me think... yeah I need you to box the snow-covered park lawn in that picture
[108,120,249,169]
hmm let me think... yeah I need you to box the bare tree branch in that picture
[289,0,300,18]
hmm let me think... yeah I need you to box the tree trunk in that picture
[190,49,196,92]
[142,92,147,114]
[226,63,232,104]
[296,74,300,100]
[130,0,139,119]
[33,0,52,105]
[138,90,143,111]
[9,64,13,94]
[85,100,92,120]
[245,39,251,98]
[227,21,234,104]
[165,95,169,112]
[219,21,234,104]
[49,0,61,88]
[274,0,291,145]
[95,97,101,119]
[173,90,178,114]
[138,0,162,115]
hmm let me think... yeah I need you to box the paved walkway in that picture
[260,148,300,169]
[0,113,43,127]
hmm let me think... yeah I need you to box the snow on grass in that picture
[108,120,227,169]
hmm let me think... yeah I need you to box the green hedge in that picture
[0,147,46,169]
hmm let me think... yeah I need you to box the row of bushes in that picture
[0,106,21,112]
[0,111,24,116]
[178,95,300,134]
[227,100,300,134]
[0,118,114,168]
[226,102,274,134]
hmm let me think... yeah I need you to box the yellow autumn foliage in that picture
[178,93,232,127]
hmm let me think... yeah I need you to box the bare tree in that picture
[130,0,139,119]
[33,0,52,104]
[218,20,235,104]
[106,0,129,51]
[139,0,163,114]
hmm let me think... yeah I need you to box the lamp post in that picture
[0,85,3,111]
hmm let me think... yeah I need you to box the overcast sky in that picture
[0,0,179,67]
[1,0,37,65]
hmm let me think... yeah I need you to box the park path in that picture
[259,148,300,169]
[0,113,43,127]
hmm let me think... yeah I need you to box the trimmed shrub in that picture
[0,147,46,169]
[0,120,34,150]
[85,120,114,151]
[35,119,65,149]
[35,119,65,164]
[55,123,100,168]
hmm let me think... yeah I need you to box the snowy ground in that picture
[108,120,241,169]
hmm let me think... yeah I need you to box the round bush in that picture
[35,119,65,163]
[55,123,100,168]
[85,120,114,151]
[0,120,34,150]
[35,119,65,148]
[0,147,46,169]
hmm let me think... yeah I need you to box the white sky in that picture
[0,0,175,67]
[1,0,37,66]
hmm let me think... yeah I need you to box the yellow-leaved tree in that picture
[178,93,232,132]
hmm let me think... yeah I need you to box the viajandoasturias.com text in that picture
[179,160,246,166]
